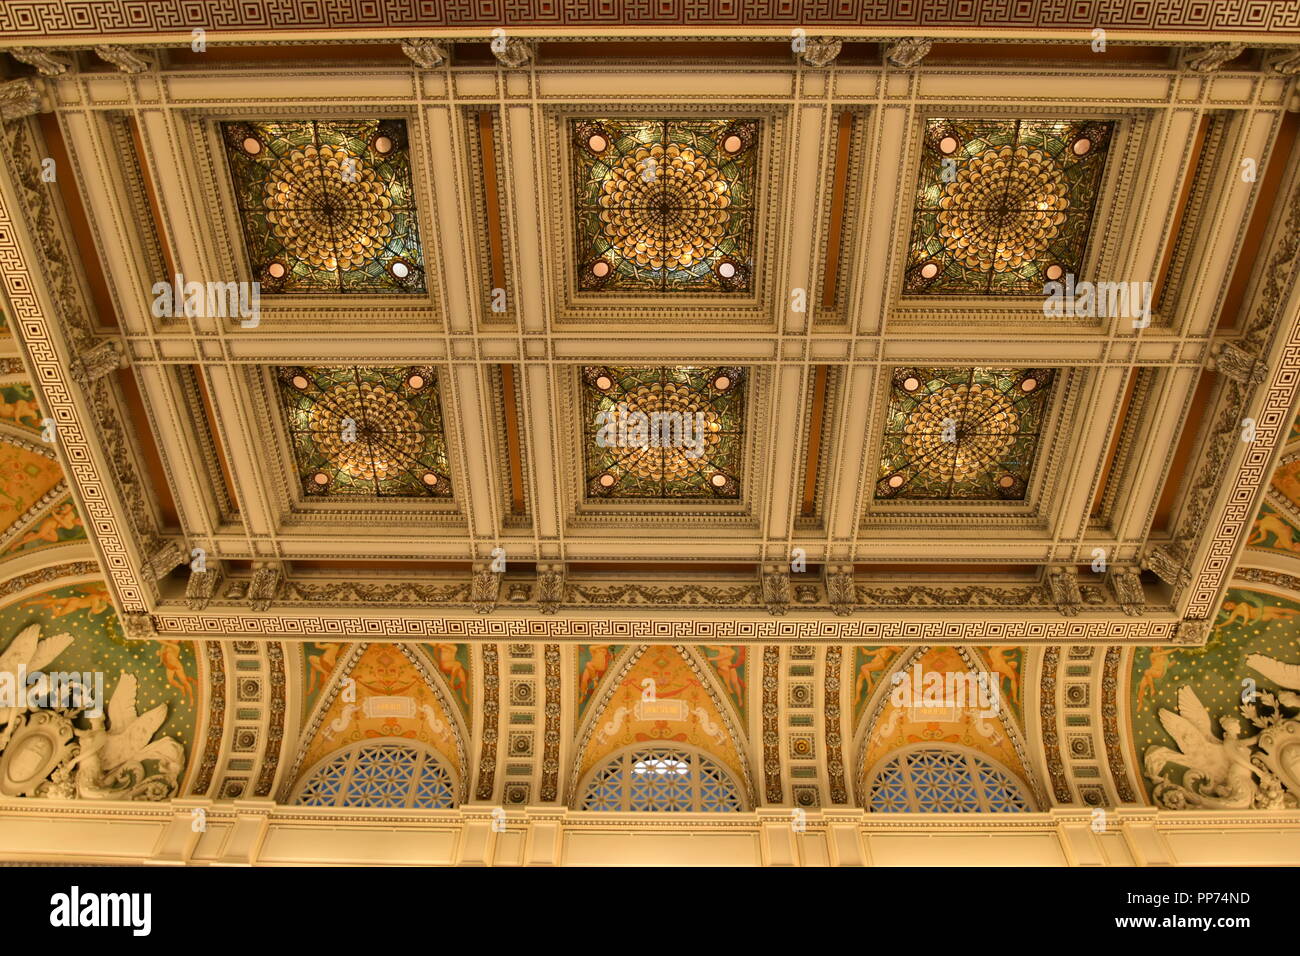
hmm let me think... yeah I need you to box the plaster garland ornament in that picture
[71,338,127,387]
[797,37,842,68]
[400,39,448,69]
[92,45,153,74]
[883,37,932,68]
[1170,617,1212,646]
[118,612,156,640]
[247,564,282,612]
[1045,567,1082,616]
[1207,340,1268,386]
[1108,567,1146,616]
[9,48,73,77]
[491,38,536,69]
[0,79,46,122]
[1146,660,1300,810]
[471,566,500,614]
[760,566,791,616]
[1182,43,1247,73]
[824,565,855,616]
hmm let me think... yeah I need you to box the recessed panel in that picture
[276,366,451,498]
[582,366,745,499]
[875,367,1054,501]
[222,120,425,294]
[905,119,1113,296]
[572,119,759,294]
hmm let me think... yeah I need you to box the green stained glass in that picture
[277,366,450,498]
[582,366,745,499]
[572,119,759,293]
[905,119,1114,296]
[875,367,1055,501]
[222,120,424,294]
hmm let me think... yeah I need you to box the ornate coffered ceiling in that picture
[0,0,1298,868]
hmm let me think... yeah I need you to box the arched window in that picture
[865,747,1031,812]
[292,741,457,809]
[578,746,743,812]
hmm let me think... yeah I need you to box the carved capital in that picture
[1181,43,1246,73]
[883,37,932,69]
[401,39,448,69]
[185,562,224,611]
[1045,567,1082,616]
[536,564,564,615]
[824,564,855,616]
[1207,340,1267,385]
[1171,617,1212,646]
[1107,566,1146,616]
[93,45,153,74]
[798,37,842,68]
[143,537,186,581]
[248,564,282,612]
[0,78,48,122]
[492,38,536,69]
[761,566,791,616]
[72,338,127,387]
[471,565,501,613]
[10,48,74,77]
[119,612,156,640]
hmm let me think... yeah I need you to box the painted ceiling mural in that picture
[0,495,87,559]
[222,119,425,294]
[905,118,1114,296]
[572,118,758,293]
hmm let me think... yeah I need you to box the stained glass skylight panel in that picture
[222,120,424,294]
[277,365,451,498]
[905,119,1114,296]
[572,119,759,293]
[582,366,745,500]
[875,367,1054,501]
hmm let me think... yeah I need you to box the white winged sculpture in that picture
[1145,685,1261,809]
[1247,654,1300,709]
[72,672,184,798]
[0,624,73,746]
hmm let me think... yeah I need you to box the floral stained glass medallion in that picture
[277,366,451,498]
[222,120,424,294]
[875,367,1055,501]
[583,366,745,500]
[572,119,759,293]
[905,119,1114,296]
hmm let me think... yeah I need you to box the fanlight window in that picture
[866,748,1031,812]
[293,741,456,809]
[580,746,743,812]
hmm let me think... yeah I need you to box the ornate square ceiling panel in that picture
[875,367,1055,501]
[222,120,425,294]
[276,366,451,498]
[582,366,745,499]
[571,119,759,294]
[904,119,1114,296]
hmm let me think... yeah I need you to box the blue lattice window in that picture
[866,748,1031,812]
[293,741,456,809]
[579,747,743,812]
